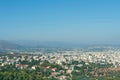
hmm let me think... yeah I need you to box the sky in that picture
[0,0,120,44]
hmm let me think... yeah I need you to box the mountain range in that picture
[0,40,22,49]
[0,40,120,49]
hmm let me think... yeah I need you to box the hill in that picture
[0,40,22,49]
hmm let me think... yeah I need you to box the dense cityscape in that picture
[1,47,120,80]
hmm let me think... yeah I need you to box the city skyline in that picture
[0,0,120,44]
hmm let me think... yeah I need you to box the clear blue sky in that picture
[0,0,120,44]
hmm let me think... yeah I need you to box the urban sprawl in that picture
[1,47,120,80]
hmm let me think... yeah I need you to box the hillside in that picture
[0,40,22,49]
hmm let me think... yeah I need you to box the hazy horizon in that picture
[0,0,120,44]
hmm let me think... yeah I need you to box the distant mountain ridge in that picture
[0,40,120,50]
[14,40,73,48]
[0,40,22,49]
[14,40,120,48]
